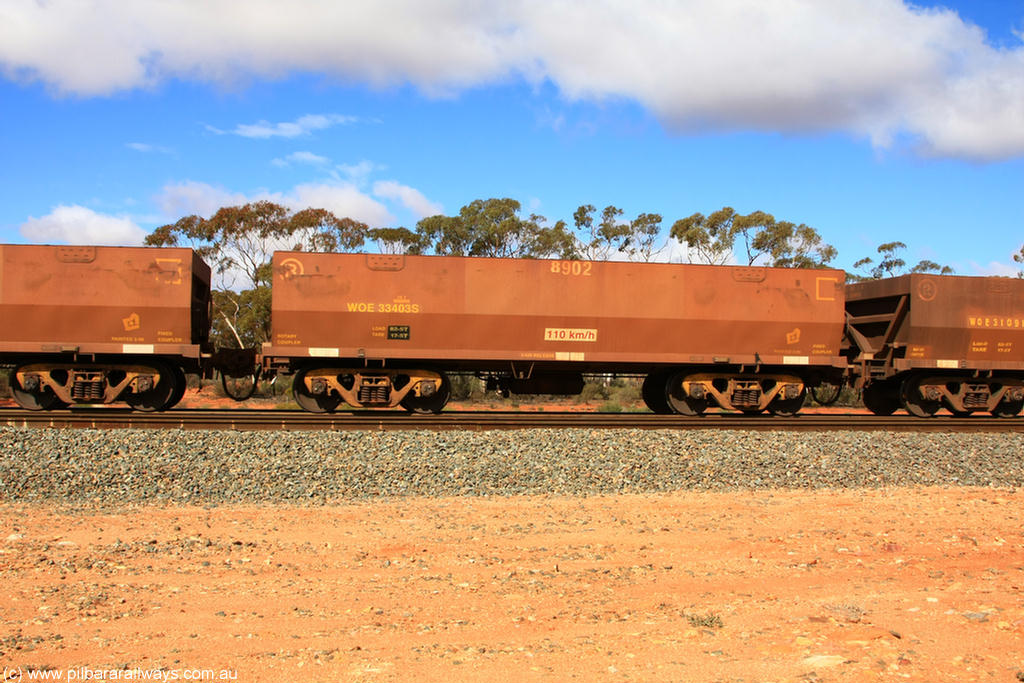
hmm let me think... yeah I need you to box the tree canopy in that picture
[145,201,368,347]
[851,241,953,281]
[670,207,836,268]
[413,198,577,259]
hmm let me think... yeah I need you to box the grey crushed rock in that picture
[1,427,1022,505]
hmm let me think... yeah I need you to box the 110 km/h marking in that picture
[544,328,598,342]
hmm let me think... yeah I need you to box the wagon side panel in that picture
[846,274,1024,372]
[269,252,846,370]
[0,244,204,358]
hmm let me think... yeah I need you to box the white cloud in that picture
[20,205,146,245]
[337,160,385,186]
[232,114,357,139]
[289,151,329,164]
[157,181,250,220]
[515,1,1024,160]
[969,260,1021,277]
[126,142,172,154]
[155,180,398,227]
[289,182,394,226]
[272,150,330,167]
[372,180,443,218]
[8,0,1024,160]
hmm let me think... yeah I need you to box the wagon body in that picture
[845,274,1024,416]
[0,244,210,360]
[0,244,211,411]
[845,274,1024,373]
[267,252,846,372]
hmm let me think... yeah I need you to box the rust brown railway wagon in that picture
[266,251,847,414]
[845,274,1024,417]
[0,244,211,410]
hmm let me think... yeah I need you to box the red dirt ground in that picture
[2,488,1022,682]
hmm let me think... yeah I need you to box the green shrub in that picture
[449,375,485,401]
[579,381,610,402]
[807,383,860,407]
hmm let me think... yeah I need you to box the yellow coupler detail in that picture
[682,373,805,412]
[297,368,444,408]
[15,362,167,405]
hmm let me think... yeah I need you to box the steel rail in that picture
[1,408,1022,432]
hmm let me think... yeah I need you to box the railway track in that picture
[2,408,1022,432]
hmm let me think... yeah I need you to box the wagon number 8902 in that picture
[550,261,592,276]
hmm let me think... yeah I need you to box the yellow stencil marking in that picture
[815,277,838,301]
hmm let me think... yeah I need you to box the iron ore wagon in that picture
[844,274,1024,417]
[264,251,848,415]
[0,244,211,410]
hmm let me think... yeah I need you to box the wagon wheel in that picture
[292,369,341,413]
[768,388,807,417]
[401,373,451,414]
[991,398,1024,418]
[221,367,261,402]
[9,367,65,411]
[861,382,900,416]
[124,362,178,412]
[900,376,940,418]
[641,372,671,414]
[811,383,841,406]
[166,366,188,410]
[665,372,707,416]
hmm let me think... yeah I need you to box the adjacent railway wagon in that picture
[845,274,1024,417]
[0,244,211,410]
[265,251,848,414]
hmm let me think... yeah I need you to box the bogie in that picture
[290,367,449,414]
[9,361,184,412]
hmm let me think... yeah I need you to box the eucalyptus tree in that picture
[671,206,835,268]
[146,201,367,347]
[851,241,953,281]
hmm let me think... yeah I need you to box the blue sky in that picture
[1,0,1022,276]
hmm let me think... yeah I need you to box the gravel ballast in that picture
[1,427,1022,505]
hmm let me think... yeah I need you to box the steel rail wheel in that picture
[166,366,188,410]
[641,372,672,414]
[292,369,342,413]
[8,367,65,411]
[768,388,807,417]
[124,362,178,412]
[862,382,900,416]
[665,372,708,416]
[900,376,940,418]
[400,373,451,414]
[992,399,1024,418]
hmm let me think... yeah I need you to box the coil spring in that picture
[358,385,390,404]
[964,392,989,408]
[732,388,761,407]
[72,380,103,400]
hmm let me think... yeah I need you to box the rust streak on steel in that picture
[0,409,1021,432]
